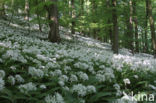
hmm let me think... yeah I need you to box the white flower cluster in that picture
[15,75,25,83]
[18,82,37,94]
[40,84,46,89]
[70,74,78,82]
[113,83,122,96]
[96,74,106,82]
[28,67,44,78]
[72,84,96,97]
[45,93,64,103]
[0,70,5,78]
[77,72,89,81]
[8,75,16,85]
[2,50,27,63]
[74,62,89,70]
[123,78,131,85]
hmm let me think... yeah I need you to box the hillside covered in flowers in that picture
[0,16,156,103]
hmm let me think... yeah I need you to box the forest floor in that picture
[0,17,156,103]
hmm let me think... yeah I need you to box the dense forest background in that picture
[0,0,156,56]
[0,0,156,103]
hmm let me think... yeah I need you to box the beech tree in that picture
[71,0,75,34]
[47,0,60,43]
[0,0,5,18]
[112,0,118,54]
[146,0,156,57]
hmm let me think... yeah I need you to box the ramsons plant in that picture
[0,18,156,103]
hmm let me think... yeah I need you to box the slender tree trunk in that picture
[112,0,118,54]
[71,0,75,34]
[146,0,156,57]
[133,0,139,52]
[126,0,134,53]
[37,13,42,32]
[144,3,148,53]
[35,0,42,32]
[0,2,5,18]
[24,0,29,20]
[106,0,112,44]
[8,0,14,25]
[48,0,60,43]
[91,0,97,39]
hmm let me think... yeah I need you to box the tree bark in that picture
[106,0,112,44]
[133,0,139,52]
[24,0,29,20]
[0,2,5,18]
[112,0,119,54]
[144,1,149,53]
[126,0,134,53]
[146,0,156,57]
[48,0,60,43]
[71,0,75,34]
[91,0,97,39]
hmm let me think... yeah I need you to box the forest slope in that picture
[0,18,156,103]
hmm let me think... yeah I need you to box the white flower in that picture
[8,75,15,85]
[59,75,68,82]
[86,85,96,94]
[58,81,65,87]
[77,72,88,81]
[45,93,64,103]
[123,78,131,85]
[40,84,46,89]
[134,75,138,79]
[74,62,89,70]
[105,73,115,82]
[46,62,55,69]
[0,78,5,91]
[72,84,87,97]
[96,74,105,82]
[0,70,5,78]
[10,66,16,71]
[18,82,37,94]
[79,99,85,103]
[53,70,62,76]
[63,86,69,91]
[28,67,44,78]
[15,75,24,83]
[113,83,120,90]
[63,66,71,73]
[37,54,48,61]
[70,74,78,82]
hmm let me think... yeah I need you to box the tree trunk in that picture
[144,2,149,53]
[106,0,112,44]
[24,0,29,20]
[35,0,42,32]
[112,0,118,54]
[0,2,5,18]
[91,0,97,39]
[133,0,139,52]
[146,0,156,57]
[71,0,75,34]
[126,0,134,53]
[48,0,60,43]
